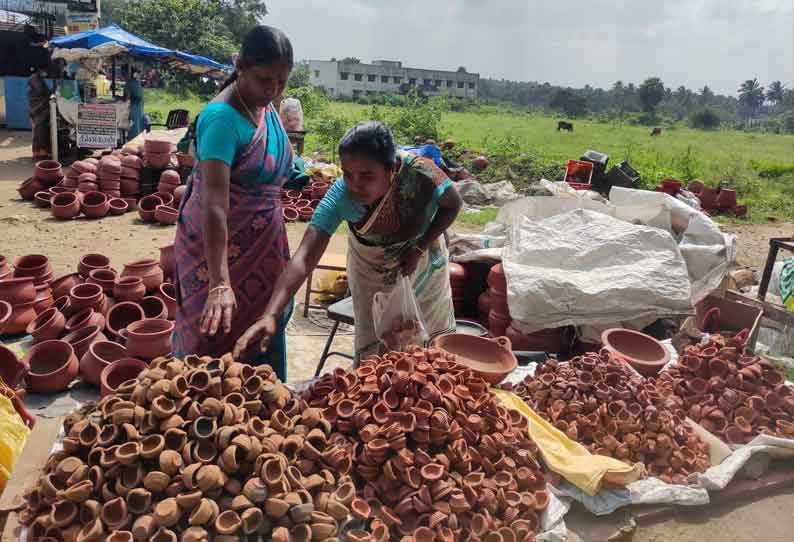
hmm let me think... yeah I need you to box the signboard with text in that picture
[66,12,99,34]
[77,103,117,149]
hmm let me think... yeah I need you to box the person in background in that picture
[172,25,294,381]
[124,67,145,140]
[27,65,51,161]
[234,120,463,361]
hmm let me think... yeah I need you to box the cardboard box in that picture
[691,294,763,350]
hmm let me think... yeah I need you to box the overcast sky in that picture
[264,0,793,96]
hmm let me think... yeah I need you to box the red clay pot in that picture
[121,155,143,170]
[487,288,509,319]
[51,273,83,300]
[154,205,178,226]
[155,283,177,319]
[65,307,105,334]
[106,301,145,339]
[146,152,172,169]
[70,161,97,176]
[145,139,172,154]
[488,263,507,292]
[80,341,128,386]
[51,192,81,220]
[81,191,110,219]
[26,307,66,342]
[13,254,53,284]
[122,259,163,293]
[69,283,104,311]
[108,198,129,215]
[0,277,36,305]
[78,253,110,278]
[78,172,98,184]
[123,198,138,211]
[87,268,118,294]
[100,358,147,397]
[153,192,175,208]
[126,318,174,360]
[159,245,175,280]
[35,160,64,183]
[160,170,180,185]
[78,182,99,193]
[62,325,106,359]
[173,185,186,206]
[139,296,168,320]
[298,207,314,221]
[34,191,53,208]
[283,207,299,222]
[488,310,511,337]
[138,194,163,222]
[3,301,37,335]
[23,340,79,394]
[33,284,54,314]
[601,328,670,376]
[716,189,737,210]
[120,178,140,195]
[0,300,10,334]
[18,177,44,200]
[0,343,25,387]
[113,276,146,302]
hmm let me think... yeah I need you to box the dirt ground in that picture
[2,130,793,540]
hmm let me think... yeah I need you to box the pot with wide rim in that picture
[80,341,129,386]
[23,340,78,393]
[126,318,174,360]
[100,358,147,397]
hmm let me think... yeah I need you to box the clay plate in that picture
[434,334,516,384]
[601,328,670,376]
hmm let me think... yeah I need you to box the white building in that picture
[307,59,479,99]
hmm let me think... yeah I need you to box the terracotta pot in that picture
[100,180,121,191]
[506,325,565,354]
[283,207,299,222]
[145,139,173,154]
[108,198,129,215]
[120,166,139,179]
[2,301,37,336]
[601,328,670,376]
[0,343,26,387]
[716,189,737,209]
[100,358,147,397]
[69,283,104,311]
[123,198,138,211]
[51,192,81,220]
[155,205,178,226]
[80,341,128,386]
[156,283,177,319]
[51,273,83,300]
[81,191,110,219]
[34,191,53,208]
[140,296,168,320]
[435,335,516,384]
[78,172,98,184]
[122,259,164,293]
[113,276,146,302]
[160,170,180,185]
[298,207,314,221]
[33,284,53,313]
[26,307,65,342]
[0,300,10,334]
[23,340,79,393]
[121,155,143,170]
[70,161,97,175]
[487,288,509,319]
[65,308,105,334]
[159,245,175,280]
[78,253,111,278]
[78,182,99,193]
[146,152,172,169]
[120,179,140,195]
[153,192,175,207]
[62,325,106,359]
[138,194,163,222]
[87,268,118,294]
[106,301,145,338]
[18,177,44,200]
[0,277,36,304]
[173,185,186,206]
[48,186,69,195]
[488,310,511,337]
[126,318,174,360]
[13,254,52,284]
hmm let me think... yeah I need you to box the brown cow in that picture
[651,127,662,136]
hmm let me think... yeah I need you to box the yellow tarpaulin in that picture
[0,394,31,492]
[495,389,645,496]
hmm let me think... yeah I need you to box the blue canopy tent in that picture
[50,24,230,77]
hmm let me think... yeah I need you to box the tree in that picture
[287,63,310,89]
[638,77,665,114]
[699,85,713,106]
[218,0,268,39]
[738,78,765,117]
[690,109,720,130]
[550,89,588,118]
[766,80,785,105]
[457,66,467,73]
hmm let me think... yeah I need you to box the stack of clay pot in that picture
[449,262,467,315]
[137,192,177,226]
[305,346,550,542]
[62,160,97,192]
[654,334,794,445]
[486,264,510,336]
[281,187,327,223]
[157,169,181,195]
[22,354,358,542]
[120,154,143,210]
[18,160,65,203]
[508,351,712,484]
[684,180,747,218]
[98,156,122,199]
[144,138,173,169]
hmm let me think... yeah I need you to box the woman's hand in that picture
[200,286,237,336]
[233,314,278,359]
[400,246,424,276]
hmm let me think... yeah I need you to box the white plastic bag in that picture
[372,276,429,351]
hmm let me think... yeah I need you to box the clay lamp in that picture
[419,463,445,482]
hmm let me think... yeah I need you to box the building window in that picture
[393,76,402,84]
[353,90,362,97]
[457,82,464,88]
[423,79,431,86]
[468,82,475,89]
[447,80,453,87]
[368,74,376,82]
[381,76,389,83]
[314,70,320,78]
[409,78,416,85]
[340,72,349,80]
[354,73,363,81]
[435,79,442,87]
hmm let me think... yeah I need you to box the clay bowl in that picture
[50,192,81,220]
[434,334,517,385]
[100,358,148,397]
[69,283,104,311]
[106,301,145,339]
[18,177,43,200]
[81,191,110,219]
[26,307,66,342]
[62,325,106,359]
[108,198,129,215]
[80,341,129,386]
[0,277,36,305]
[23,340,79,394]
[0,343,25,388]
[601,328,670,376]
[78,254,111,278]
[126,318,174,360]
[283,207,299,223]
[35,160,63,182]
[0,300,10,334]
[34,191,53,208]
[153,192,175,208]
[51,273,84,300]
[154,205,178,226]
[138,194,163,222]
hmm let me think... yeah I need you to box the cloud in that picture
[265,0,794,95]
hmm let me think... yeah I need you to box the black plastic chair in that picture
[313,296,355,377]
[147,109,190,132]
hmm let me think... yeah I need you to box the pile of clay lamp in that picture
[21,354,367,542]
[304,345,550,542]
[0,250,177,396]
[661,179,747,218]
[653,334,794,445]
[507,350,712,485]
[280,180,332,223]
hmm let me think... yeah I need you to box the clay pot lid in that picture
[434,334,517,384]
[601,328,670,376]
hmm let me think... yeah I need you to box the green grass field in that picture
[145,91,794,222]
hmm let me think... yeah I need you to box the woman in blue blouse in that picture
[235,121,463,360]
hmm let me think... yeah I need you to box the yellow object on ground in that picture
[495,389,645,496]
[0,394,31,491]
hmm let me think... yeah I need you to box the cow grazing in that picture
[651,127,662,136]
[558,121,574,132]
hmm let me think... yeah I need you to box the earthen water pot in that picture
[100,358,148,397]
[3,301,37,336]
[0,276,36,305]
[139,296,168,320]
[81,191,110,219]
[69,283,104,312]
[51,273,83,300]
[601,328,670,376]
[62,325,106,359]
[80,341,129,386]
[113,276,146,303]
[155,283,177,319]
[18,176,44,200]
[34,191,53,208]
[108,198,129,215]
[283,206,299,223]
[106,301,145,339]
[87,268,118,294]
[65,307,105,334]
[154,205,179,226]
[23,340,79,393]
[78,254,111,281]
[126,318,174,360]
[13,254,52,284]
[0,343,26,388]
[159,245,176,280]
[173,185,186,206]
[26,307,66,342]
[138,194,163,222]
[122,259,164,293]
[50,192,81,220]
[33,284,54,314]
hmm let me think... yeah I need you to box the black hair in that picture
[220,25,293,91]
[338,121,397,168]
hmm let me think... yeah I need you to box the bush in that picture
[690,109,721,130]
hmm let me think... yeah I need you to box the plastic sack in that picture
[373,275,429,351]
[278,97,304,132]
[0,393,31,491]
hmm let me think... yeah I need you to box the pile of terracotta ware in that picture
[655,179,747,218]
[138,190,179,226]
[449,263,467,314]
[304,346,550,542]
[21,354,365,542]
[0,248,177,396]
[144,138,173,169]
[509,351,712,484]
[654,334,794,445]
[280,181,332,223]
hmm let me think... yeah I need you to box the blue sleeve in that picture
[196,104,241,166]
[310,179,365,235]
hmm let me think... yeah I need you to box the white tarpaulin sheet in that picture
[505,208,694,333]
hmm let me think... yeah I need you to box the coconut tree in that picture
[766,80,786,106]
[738,78,765,117]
